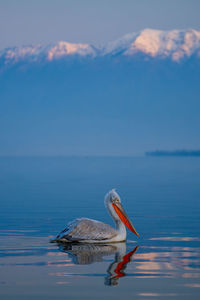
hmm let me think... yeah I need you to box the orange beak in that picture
[112,203,139,237]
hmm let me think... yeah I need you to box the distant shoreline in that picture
[146,150,200,157]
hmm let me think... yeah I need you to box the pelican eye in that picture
[113,197,120,203]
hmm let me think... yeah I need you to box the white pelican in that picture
[51,189,139,243]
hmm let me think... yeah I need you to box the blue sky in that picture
[0,0,200,50]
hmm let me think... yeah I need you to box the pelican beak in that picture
[112,202,139,237]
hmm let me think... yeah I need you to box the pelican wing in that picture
[56,218,118,242]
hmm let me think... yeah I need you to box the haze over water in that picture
[0,156,200,299]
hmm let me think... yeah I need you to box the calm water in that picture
[0,157,200,299]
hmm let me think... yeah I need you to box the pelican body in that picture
[51,189,139,243]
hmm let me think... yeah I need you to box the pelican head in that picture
[105,189,139,237]
[105,189,121,203]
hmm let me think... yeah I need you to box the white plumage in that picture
[56,218,118,242]
[51,189,139,243]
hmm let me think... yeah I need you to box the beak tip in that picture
[133,230,139,237]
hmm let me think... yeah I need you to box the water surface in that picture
[0,157,200,299]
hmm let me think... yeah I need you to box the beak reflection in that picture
[58,242,139,286]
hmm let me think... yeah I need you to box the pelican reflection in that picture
[58,242,139,286]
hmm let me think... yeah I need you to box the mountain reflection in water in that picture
[58,243,138,286]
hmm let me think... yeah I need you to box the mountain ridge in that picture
[1,28,200,66]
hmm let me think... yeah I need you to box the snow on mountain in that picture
[1,28,200,65]
[100,32,138,55]
[123,28,200,61]
[46,41,96,60]
[0,44,43,64]
[0,42,96,64]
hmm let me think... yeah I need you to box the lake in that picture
[0,156,200,299]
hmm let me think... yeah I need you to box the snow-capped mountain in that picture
[1,28,200,65]
[46,41,96,60]
[0,29,200,156]
[0,41,96,64]
[105,28,200,60]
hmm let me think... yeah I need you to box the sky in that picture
[0,0,200,50]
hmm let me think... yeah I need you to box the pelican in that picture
[51,189,139,243]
